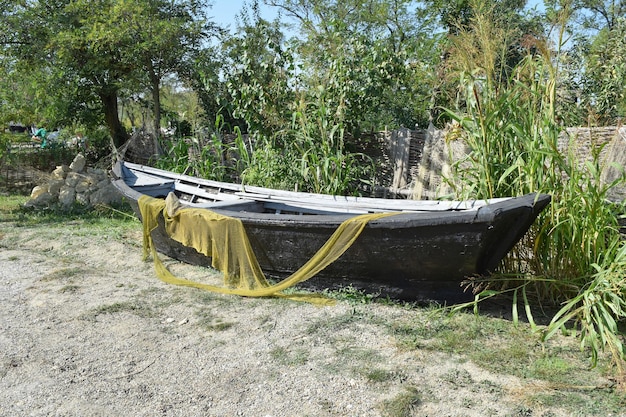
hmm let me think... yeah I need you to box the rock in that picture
[69,153,87,173]
[25,157,119,209]
[52,165,70,180]
[75,175,95,193]
[90,183,122,206]
[48,179,65,195]
[65,172,88,187]
[76,193,90,205]
[96,179,111,190]
[30,185,48,199]
[24,191,55,208]
[87,167,107,179]
[58,186,76,207]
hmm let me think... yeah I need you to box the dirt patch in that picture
[0,214,616,416]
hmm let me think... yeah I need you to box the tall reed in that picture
[287,89,373,195]
[236,88,373,195]
[446,49,626,380]
[156,114,231,181]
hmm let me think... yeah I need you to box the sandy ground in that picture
[0,214,616,417]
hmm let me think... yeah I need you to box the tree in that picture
[562,0,626,124]
[108,0,214,144]
[573,0,626,31]
[425,0,545,124]
[0,0,134,146]
[264,0,440,131]
[220,6,296,137]
[580,17,626,123]
[0,0,215,148]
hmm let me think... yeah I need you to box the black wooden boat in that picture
[111,161,551,302]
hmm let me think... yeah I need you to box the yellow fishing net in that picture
[139,193,397,305]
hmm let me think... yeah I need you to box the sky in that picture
[209,1,281,32]
[209,1,547,32]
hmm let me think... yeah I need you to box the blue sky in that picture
[209,1,280,31]
[209,1,546,32]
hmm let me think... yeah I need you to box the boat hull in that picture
[112,161,551,302]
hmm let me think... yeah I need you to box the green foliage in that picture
[155,115,231,181]
[237,136,295,190]
[574,0,626,32]
[581,17,626,124]
[424,0,528,34]
[379,387,421,417]
[223,11,295,137]
[157,111,374,195]
[156,137,224,183]
[286,90,374,194]
[233,88,375,195]
[1,0,213,151]
[296,2,436,132]
[312,35,427,133]
[0,132,11,164]
[219,0,437,136]
[0,61,62,128]
[445,11,626,378]
[544,240,626,370]
[166,59,377,193]
[83,127,114,165]
[102,0,210,139]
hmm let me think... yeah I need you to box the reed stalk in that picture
[444,2,626,383]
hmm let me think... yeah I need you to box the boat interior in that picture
[129,175,358,215]
[121,162,502,216]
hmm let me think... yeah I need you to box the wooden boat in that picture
[111,161,551,302]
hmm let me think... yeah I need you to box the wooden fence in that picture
[360,125,626,200]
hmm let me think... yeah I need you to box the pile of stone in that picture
[25,153,122,209]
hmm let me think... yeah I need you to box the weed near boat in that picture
[443,8,626,384]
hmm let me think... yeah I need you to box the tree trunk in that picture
[149,63,162,156]
[100,90,128,148]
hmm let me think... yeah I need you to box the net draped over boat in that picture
[138,193,397,305]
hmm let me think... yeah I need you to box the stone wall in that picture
[25,153,123,209]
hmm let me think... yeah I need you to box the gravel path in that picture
[0,217,609,416]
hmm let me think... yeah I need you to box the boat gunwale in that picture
[116,161,514,210]
[111,161,550,227]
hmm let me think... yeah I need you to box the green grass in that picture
[440,368,475,387]
[2,189,625,414]
[268,346,309,366]
[1,193,137,225]
[364,368,408,384]
[379,387,421,417]
[529,389,626,415]
[387,308,626,414]
[86,301,156,319]
[59,284,81,293]
[41,266,86,282]
[391,310,590,384]
[304,305,387,335]
[0,194,140,250]
[0,194,29,213]
[441,10,626,381]
[194,311,236,332]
